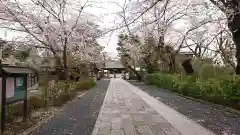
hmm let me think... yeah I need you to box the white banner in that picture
[6,78,14,98]
[0,77,15,104]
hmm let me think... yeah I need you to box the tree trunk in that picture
[155,35,165,71]
[143,57,154,74]
[228,13,240,74]
[63,44,68,80]
[169,53,176,73]
[127,65,142,81]
[53,56,65,80]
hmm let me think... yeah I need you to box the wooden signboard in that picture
[0,77,25,104]
[1,66,33,133]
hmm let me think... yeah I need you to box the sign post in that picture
[23,74,28,121]
[1,75,6,133]
[0,39,6,134]
[0,65,33,133]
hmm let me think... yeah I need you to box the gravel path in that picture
[31,79,110,135]
[129,81,240,135]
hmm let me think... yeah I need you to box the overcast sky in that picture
[89,0,124,58]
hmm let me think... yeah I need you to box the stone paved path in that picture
[92,79,216,135]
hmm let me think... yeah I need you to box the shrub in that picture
[5,103,24,122]
[69,83,77,91]
[229,76,240,103]
[189,80,202,98]
[1,80,79,123]
[146,72,240,110]
[28,96,45,111]
[53,92,75,106]
[75,78,96,91]
[200,79,224,104]
[45,80,74,104]
[1,78,90,123]
[2,96,45,122]
[54,81,68,92]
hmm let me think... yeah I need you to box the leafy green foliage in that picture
[5,103,24,122]
[28,96,45,111]
[75,78,96,91]
[2,77,96,123]
[53,78,95,106]
[146,73,240,109]
[54,81,71,93]
[191,58,235,79]
[3,96,45,122]
[53,92,76,106]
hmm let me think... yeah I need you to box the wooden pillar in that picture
[1,75,6,133]
[36,74,38,84]
[31,75,33,86]
[23,75,28,121]
[30,74,32,87]
[35,75,37,85]
[32,75,35,86]
[33,75,35,86]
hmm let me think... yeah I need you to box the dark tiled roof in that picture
[2,66,33,74]
[105,60,125,69]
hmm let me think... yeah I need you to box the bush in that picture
[1,80,80,123]
[2,96,46,122]
[28,96,45,111]
[52,80,80,106]
[228,76,240,103]
[75,78,96,91]
[55,81,69,92]
[5,103,24,122]
[145,73,240,109]
[1,79,87,123]
[53,92,75,106]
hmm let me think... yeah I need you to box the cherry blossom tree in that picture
[112,0,240,75]
[208,0,240,73]
[113,0,232,73]
[0,0,103,79]
[114,0,192,73]
[116,34,143,80]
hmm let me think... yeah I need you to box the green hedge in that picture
[75,78,96,91]
[145,73,240,109]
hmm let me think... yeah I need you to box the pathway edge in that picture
[124,80,216,135]
[91,79,112,135]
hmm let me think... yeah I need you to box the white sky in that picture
[90,0,125,58]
